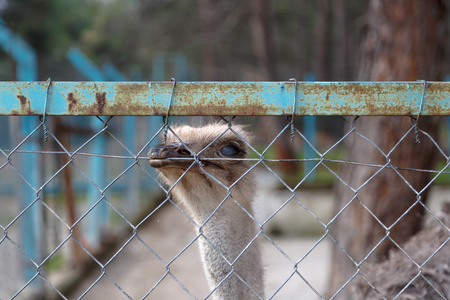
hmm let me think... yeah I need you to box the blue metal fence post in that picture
[0,19,38,80]
[173,52,188,81]
[303,72,317,182]
[152,53,165,81]
[86,118,108,249]
[67,47,108,250]
[67,47,105,81]
[150,54,167,136]
[0,19,43,291]
[123,114,139,215]
[20,117,43,282]
[102,63,140,216]
[102,63,128,82]
[446,75,450,155]
[148,53,168,192]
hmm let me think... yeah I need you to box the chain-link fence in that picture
[0,81,449,300]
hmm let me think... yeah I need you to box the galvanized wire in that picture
[0,114,449,300]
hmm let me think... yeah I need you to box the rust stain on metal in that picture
[301,82,413,115]
[47,82,281,116]
[17,95,27,105]
[172,81,273,116]
[4,81,450,116]
[16,95,32,114]
[175,98,272,116]
[112,83,153,115]
[67,92,77,111]
[349,83,407,115]
[424,82,446,115]
[63,84,153,115]
[95,92,106,114]
[65,90,106,115]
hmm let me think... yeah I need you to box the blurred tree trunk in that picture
[333,0,347,80]
[198,0,218,80]
[295,0,307,79]
[313,0,328,80]
[327,0,446,298]
[249,0,278,80]
[249,0,298,174]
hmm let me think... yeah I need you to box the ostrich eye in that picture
[220,145,240,157]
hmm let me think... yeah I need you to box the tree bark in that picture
[333,0,347,80]
[197,0,218,80]
[249,0,278,80]
[313,0,328,80]
[327,1,446,298]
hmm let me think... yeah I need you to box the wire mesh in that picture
[0,114,449,300]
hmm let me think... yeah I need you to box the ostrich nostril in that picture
[148,147,161,158]
[177,148,191,156]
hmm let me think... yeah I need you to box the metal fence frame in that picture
[1,80,450,300]
[2,81,449,117]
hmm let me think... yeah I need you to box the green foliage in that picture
[2,0,100,57]
[46,253,64,271]
[432,159,450,185]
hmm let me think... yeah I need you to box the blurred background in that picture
[0,0,371,82]
[1,1,450,299]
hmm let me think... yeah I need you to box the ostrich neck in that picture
[170,173,264,299]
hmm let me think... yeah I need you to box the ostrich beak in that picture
[148,143,194,168]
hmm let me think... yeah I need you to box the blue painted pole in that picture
[150,53,166,147]
[152,53,165,81]
[101,63,140,216]
[66,47,104,81]
[0,18,43,291]
[123,116,139,215]
[102,63,128,81]
[130,65,143,81]
[303,72,317,182]
[20,118,43,283]
[66,47,108,250]
[85,118,108,250]
[0,19,38,81]
[446,75,450,155]
[148,53,167,191]
[173,52,188,81]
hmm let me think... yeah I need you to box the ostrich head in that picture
[148,123,255,214]
[149,123,251,174]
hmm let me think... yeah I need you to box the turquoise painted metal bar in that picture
[1,81,450,116]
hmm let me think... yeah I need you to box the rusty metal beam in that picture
[1,81,449,116]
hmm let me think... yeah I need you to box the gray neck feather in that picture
[166,171,264,300]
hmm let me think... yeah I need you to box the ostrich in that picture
[148,123,264,299]
[353,203,450,299]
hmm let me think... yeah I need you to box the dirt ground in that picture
[68,203,331,300]
[4,183,447,299]
[63,184,450,300]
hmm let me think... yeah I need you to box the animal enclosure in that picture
[0,81,450,299]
